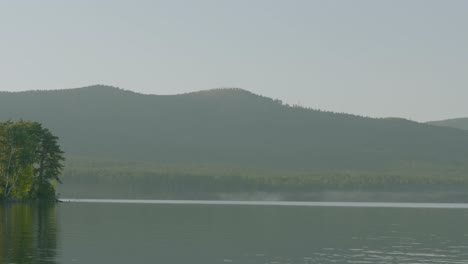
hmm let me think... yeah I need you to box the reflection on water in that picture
[0,203,57,264]
[2,201,468,263]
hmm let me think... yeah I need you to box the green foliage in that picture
[0,120,64,200]
[10,165,34,199]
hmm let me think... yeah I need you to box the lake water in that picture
[2,200,468,264]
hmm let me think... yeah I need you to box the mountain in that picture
[1,85,468,172]
[427,118,468,131]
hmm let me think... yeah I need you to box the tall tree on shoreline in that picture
[32,127,65,198]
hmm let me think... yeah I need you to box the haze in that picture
[1,0,467,121]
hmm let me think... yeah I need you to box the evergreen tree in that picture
[32,128,65,199]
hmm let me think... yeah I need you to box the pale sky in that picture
[1,0,467,122]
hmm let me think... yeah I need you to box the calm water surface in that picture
[1,200,468,264]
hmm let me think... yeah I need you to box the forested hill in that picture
[427,118,468,131]
[1,85,468,171]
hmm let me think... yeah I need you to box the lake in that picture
[1,200,468,264]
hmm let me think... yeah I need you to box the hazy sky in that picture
[1,0,467,121]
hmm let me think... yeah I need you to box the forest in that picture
[0,120,64,200]
[59,157,468,202]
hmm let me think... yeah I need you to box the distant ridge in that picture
[427,118,468,131]
[1,85,261,98]
[0,84,127,94]
[1,85,468,171]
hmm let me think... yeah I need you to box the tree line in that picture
[60,159,468,201]
[0,120,64,200]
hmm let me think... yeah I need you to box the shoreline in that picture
[0,198,61,204]
[58,198,468,209]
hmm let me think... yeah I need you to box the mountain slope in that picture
[1,85,468,171]
[428,118,468,131]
